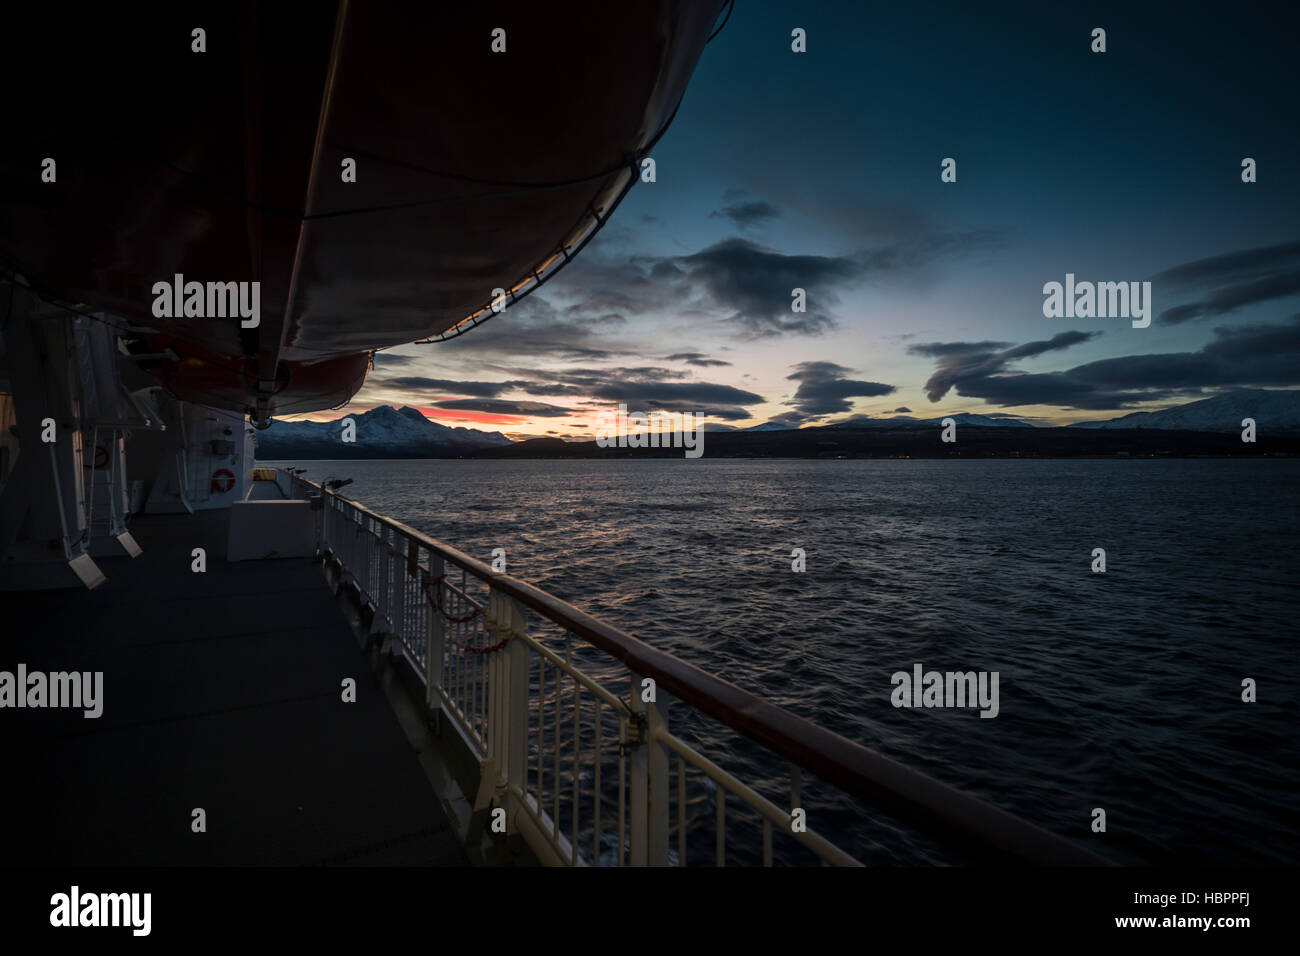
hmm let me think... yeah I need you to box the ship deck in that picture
[0,510,468,865]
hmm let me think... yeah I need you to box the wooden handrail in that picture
[300,474,1111,866]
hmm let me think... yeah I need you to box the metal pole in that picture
[645,684,671,866]
[628,669,648,866]
[426,554,445,716]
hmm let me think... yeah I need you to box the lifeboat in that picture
[0,0,728,424]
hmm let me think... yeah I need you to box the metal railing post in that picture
[403,538,419,648]
[314,487,326,555]
[628,670,670,865]
[485,588,503,781]
[628,671,648,866]
[376,526,390,631]
[426,553,445,715]
[489,590,526,799]
[646,685,671,866]
[504,599,528,835]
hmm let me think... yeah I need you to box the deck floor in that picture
[0,510,467,865]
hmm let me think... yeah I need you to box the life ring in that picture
[210,468,237,494]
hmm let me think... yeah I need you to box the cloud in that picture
[429,399,576,418]
[916,331,1102,403]
[785,361,896,417]
[651,404,755,421]
[1160,273,1300,324]
[510,382,590,397]
[827,414,881,426]
[667,351,732,367]
[1156,240,1300,286]
[665,232,1002,338]
[907,340,1013,358]
[373,352,416,367]
[401,365,767,421]
[914,317,1300,409]
[414,226,1003,361]
[1002,331,1099,360]
[893,406,912,413]
[709,200,782,229]
[378,376,516,397]
[1154,239,1300,324]
[538,378,769,422]
[503,366,689,387]
[589,381,765,407]
[767,410,812,425]
[677,238,863,336]
[430,293,624,361]
[353,224,1008,428]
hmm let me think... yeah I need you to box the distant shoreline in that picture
[257,456,1297,462]
[256,425,1299,462]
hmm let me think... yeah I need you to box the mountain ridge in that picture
[255,405,513,459]
[1068,389,1299,433]
[255,390,1300,460]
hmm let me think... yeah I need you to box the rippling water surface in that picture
[266,458,1300,865]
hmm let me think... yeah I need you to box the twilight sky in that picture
[311,0,1300,438]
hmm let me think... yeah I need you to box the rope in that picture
[421,574,514,655]
[461,635,510,656]
[425,573,481,624]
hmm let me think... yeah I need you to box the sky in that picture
[307,0,1300,439]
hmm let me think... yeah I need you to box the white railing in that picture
[286,470,1109,868]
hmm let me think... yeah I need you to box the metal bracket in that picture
[619,712,647,755]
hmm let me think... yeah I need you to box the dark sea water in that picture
[264,458,1300,865]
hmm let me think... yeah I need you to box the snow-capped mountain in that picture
[255,405,513,459]
[924,412,1035,428]
[828,412,1036,429]
[1072,389,1300,433]
[719,412,1038,432]
[700,420,799,432]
